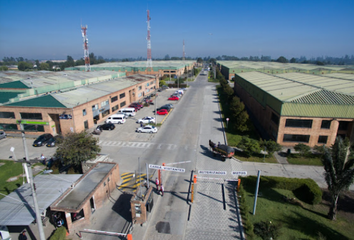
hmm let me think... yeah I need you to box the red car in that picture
[129,102,143,110]
[168,96,179,101]
[157,109,169,115]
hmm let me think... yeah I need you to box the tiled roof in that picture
[5,95,67,108]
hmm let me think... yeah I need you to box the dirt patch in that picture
[321,189,354,221]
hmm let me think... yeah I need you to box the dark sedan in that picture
[46,135,64,147]
[97,123,115,131]
[33,134,53,147]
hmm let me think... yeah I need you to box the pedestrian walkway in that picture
[185,179,243,240]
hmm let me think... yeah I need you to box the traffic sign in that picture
[149,164,185,172]
[163,166,185,173]
[232,171,247,176]
[149,164,163,170]
[198,170,227,175]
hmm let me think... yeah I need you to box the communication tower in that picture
[183,40,185,61]
[81,25,91,72]
[146,10,152,69]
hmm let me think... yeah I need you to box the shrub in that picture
[244,176,322,205]
[49,226,67,240]
[254,220,282,240]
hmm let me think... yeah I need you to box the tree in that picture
[39,62,50,71]
[17,61,32,71]
[290,58,296,63]
[55,131,101,173]
[254,221,282,240]
[159,79,166,86]
[197,57,203,63]
[321,137,354,220]
[261,139,282,157]
[164,54,170,60]
[238,136,261,157]
[294,143,311,156]
[276,56,288,63]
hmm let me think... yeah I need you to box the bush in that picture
[49,226,67,240]
[254,220,282,240]
[244,176,322,205]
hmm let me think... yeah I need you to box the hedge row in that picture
[242,176,322,205]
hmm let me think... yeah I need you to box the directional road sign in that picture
[198,170,227,175]
[149,164,185,173]
[232,171,247,176]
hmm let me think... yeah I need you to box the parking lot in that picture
[0,88,184,161]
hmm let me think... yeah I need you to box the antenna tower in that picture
[146,10,152,69]
[81,25,91,72]
[183,40,185,61]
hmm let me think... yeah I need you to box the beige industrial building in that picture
[232,71,354,147]
[0,71,159,135]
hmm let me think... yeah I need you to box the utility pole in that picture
[19,121,46,240]
[81,25,91,72]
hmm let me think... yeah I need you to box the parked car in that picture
[156,106,171,112]
[161,104,174,109]
[157,109,169,115]
[136,125,158,133]
[33,133,53,147]
[129,102,143,110]
[97,123,115,131]
[106,114,126,124]
[137,116,156,124]
[168,96,179,101]
[46,135,64,147]
[0,130,6,140]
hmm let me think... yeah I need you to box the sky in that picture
[0,0,353,60]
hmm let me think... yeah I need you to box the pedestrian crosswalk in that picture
[98,140,178,150]
[118,172,153,192]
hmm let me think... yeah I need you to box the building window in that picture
[84,120,89,129]
[120,101,126,108]
[150,81,154,85]
[92,104,98,111]
[283,134,310,143]
[338,121,349,131]
[111,96,118,103]
[20,112,42,120]
[138,86,142,90]
[271,113,279,125]
[101,100,109,107]
[318,136,328,144]
[23,124,45,132]
[83,109,87,116]
[321,120,331,129]
[102,109,110,118]
[71,209,84,223]
[0,112,15,119]
[112,105,118,112]
[120,93,126,99]
[0,123,18,131]
[285,119,312,128]
[146,83,150,87]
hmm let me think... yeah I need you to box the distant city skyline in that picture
[1,0,353,60]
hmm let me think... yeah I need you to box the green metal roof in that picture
[0,80,30,89]
[0,91,26,104]
[235,72,354,118]
[5,95,67,108]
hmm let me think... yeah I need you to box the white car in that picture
[136,125,158,133]
[137,116,156,124]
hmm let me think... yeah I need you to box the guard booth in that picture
[130,185,154,225]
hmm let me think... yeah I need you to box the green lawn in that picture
[241,178,353,240]
[0,160,25,200]
[287,154,323,166]
[234,152,278,163]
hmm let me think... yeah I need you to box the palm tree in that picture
[321,137,354,220]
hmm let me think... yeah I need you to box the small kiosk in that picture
[130,185,154,225]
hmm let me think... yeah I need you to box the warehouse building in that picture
[218,61,354,80]
[65,60,196,79]
[233,72,354,147]
[0,71,159,136]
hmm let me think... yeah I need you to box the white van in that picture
[117,108,136,117]
[106,114,126,124]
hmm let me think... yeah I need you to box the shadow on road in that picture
[112,193,133,222]
[199,144,225,162]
